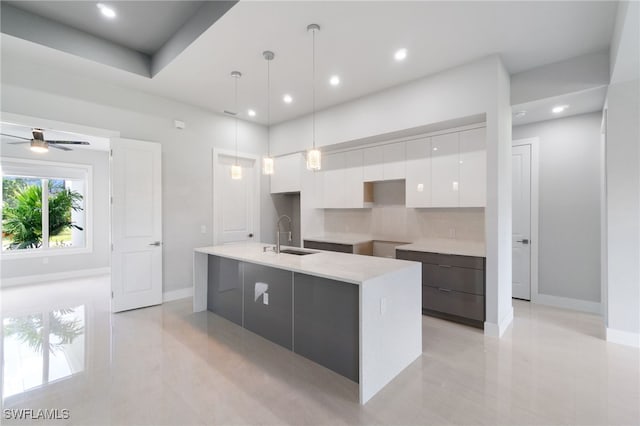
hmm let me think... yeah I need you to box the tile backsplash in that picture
[324,207,485,242]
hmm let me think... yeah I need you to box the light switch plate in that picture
[263,293,269,305]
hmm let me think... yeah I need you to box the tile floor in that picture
[1,275,638,425]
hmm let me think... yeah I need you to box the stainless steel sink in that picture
[280,249,315,256]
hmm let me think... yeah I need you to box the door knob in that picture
[149,241,162,246]
[516,239,529,244]
[248,233,254,238]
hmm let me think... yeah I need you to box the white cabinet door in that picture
[363,146,384,182]
[322,152,344,208]
[459,128,486,207]
[383,142,406,180]
[343,149,364,208]
[405,138,432,208]
[431,132,459,207]
[270,153,302,194]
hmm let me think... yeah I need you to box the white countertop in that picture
[396,239,486,257]
[194,243,418,285]
[303,234,374,245]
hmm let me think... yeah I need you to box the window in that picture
[1,158,91,255]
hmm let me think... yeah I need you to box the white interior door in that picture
[111,138,163,312]
[512,144,531,300]
[214,151,259,245]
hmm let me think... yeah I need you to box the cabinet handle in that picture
[437,288,451,293]
[438,264,452,268]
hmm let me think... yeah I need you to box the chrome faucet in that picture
[276,214,293,254]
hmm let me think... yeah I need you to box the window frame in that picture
[1,157,93,258]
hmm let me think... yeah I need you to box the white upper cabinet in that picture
[383,142,406,180]
[431,132,460,207]
[458,128,486,207]
[363,142,405,181]
[405,137,432,208]
[270,153,303,194]
[363,146,384,182]
[343,149,365,208]
[322,152,345,208]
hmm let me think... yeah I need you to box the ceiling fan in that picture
[1,128,90,152]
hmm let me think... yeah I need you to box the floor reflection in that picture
[3,305,85,400]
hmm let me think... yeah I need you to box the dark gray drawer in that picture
[422,263,484,295]
[422,286,484,321]
[304,240,353,253]
[396,249,484,270]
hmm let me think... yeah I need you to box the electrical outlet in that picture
[448,227,456,238]
[380,297,386,315]
[263,293,269,305]
[42,257,49,264]
[200,225,207,234]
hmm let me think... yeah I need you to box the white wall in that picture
[604,0,640,347]
[1,146,110,279]
[1,54,275,294]
[513,112,602,305]
[270,55,513,336]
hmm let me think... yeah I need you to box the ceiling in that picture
[1,1,618,125]
[5,1,205,55]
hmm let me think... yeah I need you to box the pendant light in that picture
[306,23,321,171]
[262,50,275,175]
[230,70,242,180]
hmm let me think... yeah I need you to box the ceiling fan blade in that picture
[1,133,32,141]
[7,141,30,145]
[49,144,72,151]
[48,140,90,145]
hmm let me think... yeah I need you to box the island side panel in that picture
[359,263,422,404]
[207,256,243,326]
[243,263,293,350]
[193,251,208,312]
[293,273,359,382]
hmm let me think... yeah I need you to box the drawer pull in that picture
[437,288,451,292]
[438,264,452,268]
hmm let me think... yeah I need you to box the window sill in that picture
[0,247,93,260]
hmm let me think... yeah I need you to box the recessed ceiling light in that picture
[329,75,340,86]
[552,105,569,114]
[514,110,527,118]
[394,48,408,61]
[248,109,256,117]
[433,147,438,151]
[97,3,116,19]
[283,94,293,104]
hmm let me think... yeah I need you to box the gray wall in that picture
[1,146,110,278]
[513,112,602,303]
[1,53,277,293]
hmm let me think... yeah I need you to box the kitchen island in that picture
[193,243,422,404]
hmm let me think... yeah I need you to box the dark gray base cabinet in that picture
[304,240,373,255]
[293,273,359,382]
[207,256,359,382]
[396,249,486,328]
[207,256,243,326]
[243,263,293,350]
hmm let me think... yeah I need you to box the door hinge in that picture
[110,149,113,157]
[111,243,114,251]
[110,196,113,204]
[111,291,114,298]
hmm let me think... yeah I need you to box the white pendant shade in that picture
[306,148,321,171]
[231,164,242,180]
[262,156,274,175]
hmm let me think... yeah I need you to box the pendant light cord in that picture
[235,74,239,165]
[312,28,316,150]
[267,56,271,156]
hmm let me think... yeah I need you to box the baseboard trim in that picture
[1,267,111,288]
[163,287,193,302]
[535,293,601,315]
[606,328,640,348]
[484,307,514,338]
